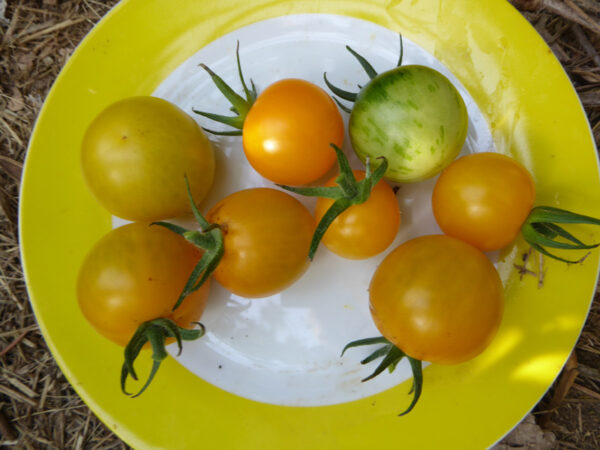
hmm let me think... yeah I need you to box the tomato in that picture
[369,235,503,364]
[242,79,344,185]
[432,152,536,252]
[325,38,468,183]
[196,48,344,185]
[206,188,315,297]
[77,222,209,347]
[349,66,468,183]
[314,170,401,259]
[82,96,215,221]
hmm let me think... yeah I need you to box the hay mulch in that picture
[0,0,599,448]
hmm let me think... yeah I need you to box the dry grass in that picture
[0,0,599,448]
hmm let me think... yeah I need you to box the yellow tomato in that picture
[77,222,210,347]
[315,170,400,259]
[369,235,503,364]
[206,188,315,297]
[81,96,215,221]
[432,152,536,252]
[242,79,344,185]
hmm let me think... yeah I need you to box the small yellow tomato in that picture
[432,152,535,252]
[77,222,210,347]
[242,79,344,185]
[315,170,400,259]
[206,188,315,297]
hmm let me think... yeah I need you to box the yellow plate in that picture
[20,0,600,448]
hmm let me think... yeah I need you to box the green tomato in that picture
[349,65,468,183]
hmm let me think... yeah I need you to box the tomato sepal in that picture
[309,198,353,259]
[151,221,223,310]
[342,335,423,416]
[323,72,358,102]
[153,178,224,310]
[522,206,600,263]
[279,144,388,260]
[345,44,378,79]
[395,34,404,67]
[331,95,352,114]
[191,108,245,131]
[197,127,243,137]
[121,318,205,398]
[193,41,257,135]
[324,34,403,108]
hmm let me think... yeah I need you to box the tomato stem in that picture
[278,144,387,260]
[342,336,423,416]
[192,41,257,135]
[121,318,205,397]
[521,206,600,263]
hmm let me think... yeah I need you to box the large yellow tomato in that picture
[81,96,215,221]
[369,235,503,365]
[206,188,315,297]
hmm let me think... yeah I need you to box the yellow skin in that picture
[77,222,210,347]
[315,170,401,259]
[243,79,344,185]
[81,96,215,222]
[369,235,503,365]
[207,188,315,298]
[432,152,536,252]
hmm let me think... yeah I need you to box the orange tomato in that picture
[314,170,400,259]
[369,235,503,364]
[432,152,535,252]
[242,79,344,185]
[206,188,315,297]
[77,222,209,347]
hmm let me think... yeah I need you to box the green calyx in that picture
[521,206,600,264]
[121,318,205,397]
[192,41,258,135]
[153,177,224,311]
[278,144,388,260]
[324,34,403,112]
[342,336,423,416]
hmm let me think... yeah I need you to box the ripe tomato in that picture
[369,235,503,364]
[77,222,210,347]
[81,96,215,222]
[206,188,315,297]
[242,79,344,185]
[314,170,401,259]
[432,152,535,252]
